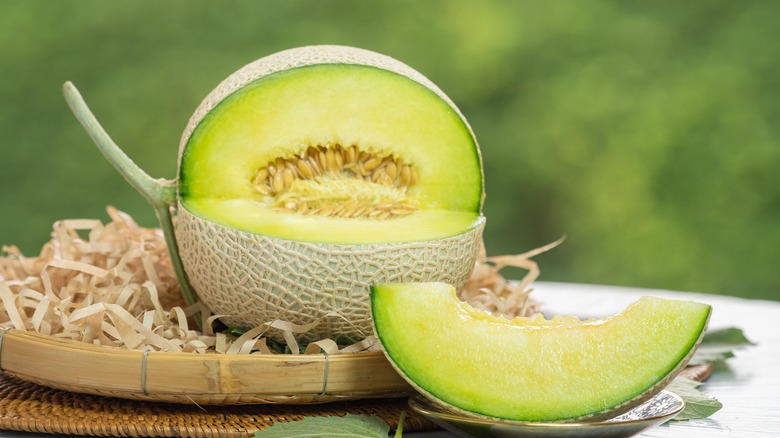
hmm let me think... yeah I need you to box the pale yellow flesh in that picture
[179,64,482,244]
[372,283,711,421]
[183,198,481,243]
[181,65,481,208]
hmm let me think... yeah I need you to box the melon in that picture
[63,46,485,340]
[371,282,711,422]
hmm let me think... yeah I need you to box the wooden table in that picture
[406,282,780,437]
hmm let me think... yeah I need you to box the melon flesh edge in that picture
[371,282,711,422]
[183,198,480,244]
[174,207,485,341]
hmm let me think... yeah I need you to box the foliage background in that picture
[1,1,778,301]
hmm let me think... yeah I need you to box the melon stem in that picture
[62,82,199,312]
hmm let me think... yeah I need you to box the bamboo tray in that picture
[0,372,434,436]
[0,329,413,405]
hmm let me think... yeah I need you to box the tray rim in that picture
[0,328,412,405]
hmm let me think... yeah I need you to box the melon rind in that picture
[175,208,485,340]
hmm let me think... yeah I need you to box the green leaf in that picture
[668,377,723,421]
[689,327,754,366]
[687,350,734,366]
[254,414,390,438]
[701,327,755,346]
[666,327,753,420]
[225,326,246,337]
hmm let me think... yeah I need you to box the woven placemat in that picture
[0,373,436,437]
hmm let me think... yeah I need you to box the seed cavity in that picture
[252,144,418,219]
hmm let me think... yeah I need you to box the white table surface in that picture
[1,282,778,437]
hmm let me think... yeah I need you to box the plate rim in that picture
[407,389,685,429]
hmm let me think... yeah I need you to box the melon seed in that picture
[283,168,295,189]
[252,144,420,220]
[272,172,285,193]
[253,167,269,185]
[385,162,398,179]
[363,157,382,172]
[253,183,269,195]
[297,160,314,178]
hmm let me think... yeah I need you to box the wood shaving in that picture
[461,237,563,320]
[0,208,554,354]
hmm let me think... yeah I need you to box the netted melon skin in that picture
[174,206,485,340]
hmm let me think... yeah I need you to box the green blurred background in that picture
[1,1,778,301]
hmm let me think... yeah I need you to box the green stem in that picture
[62,81,199,309]
[155,204,199,308]
[394,410,406,438]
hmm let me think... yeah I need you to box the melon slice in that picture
[64,45,485,341]
[371,282,711,422]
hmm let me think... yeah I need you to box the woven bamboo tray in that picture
[0,329,413,405]
[0,372,435,437]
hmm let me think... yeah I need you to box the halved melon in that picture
[371,282,711,422]
[172,46,485,339]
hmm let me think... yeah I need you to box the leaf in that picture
[666,327,753,420]
[687,350,734,366]
[668,377,723,421]
[702,327,755,346]
[254,414,390,438]
[688,327,755,366]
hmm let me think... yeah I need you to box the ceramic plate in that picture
[408,390,684,438]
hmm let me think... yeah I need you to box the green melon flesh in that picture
[180,64,482,244]
[371,282,711,422]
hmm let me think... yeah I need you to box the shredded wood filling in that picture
[0,207,553,354]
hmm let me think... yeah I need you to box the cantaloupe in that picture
[64,46,485,340]
[371,282,711,422]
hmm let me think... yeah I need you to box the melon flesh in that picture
[180,63,483,244]
[184,200,479,244]
[371,282,711,422]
